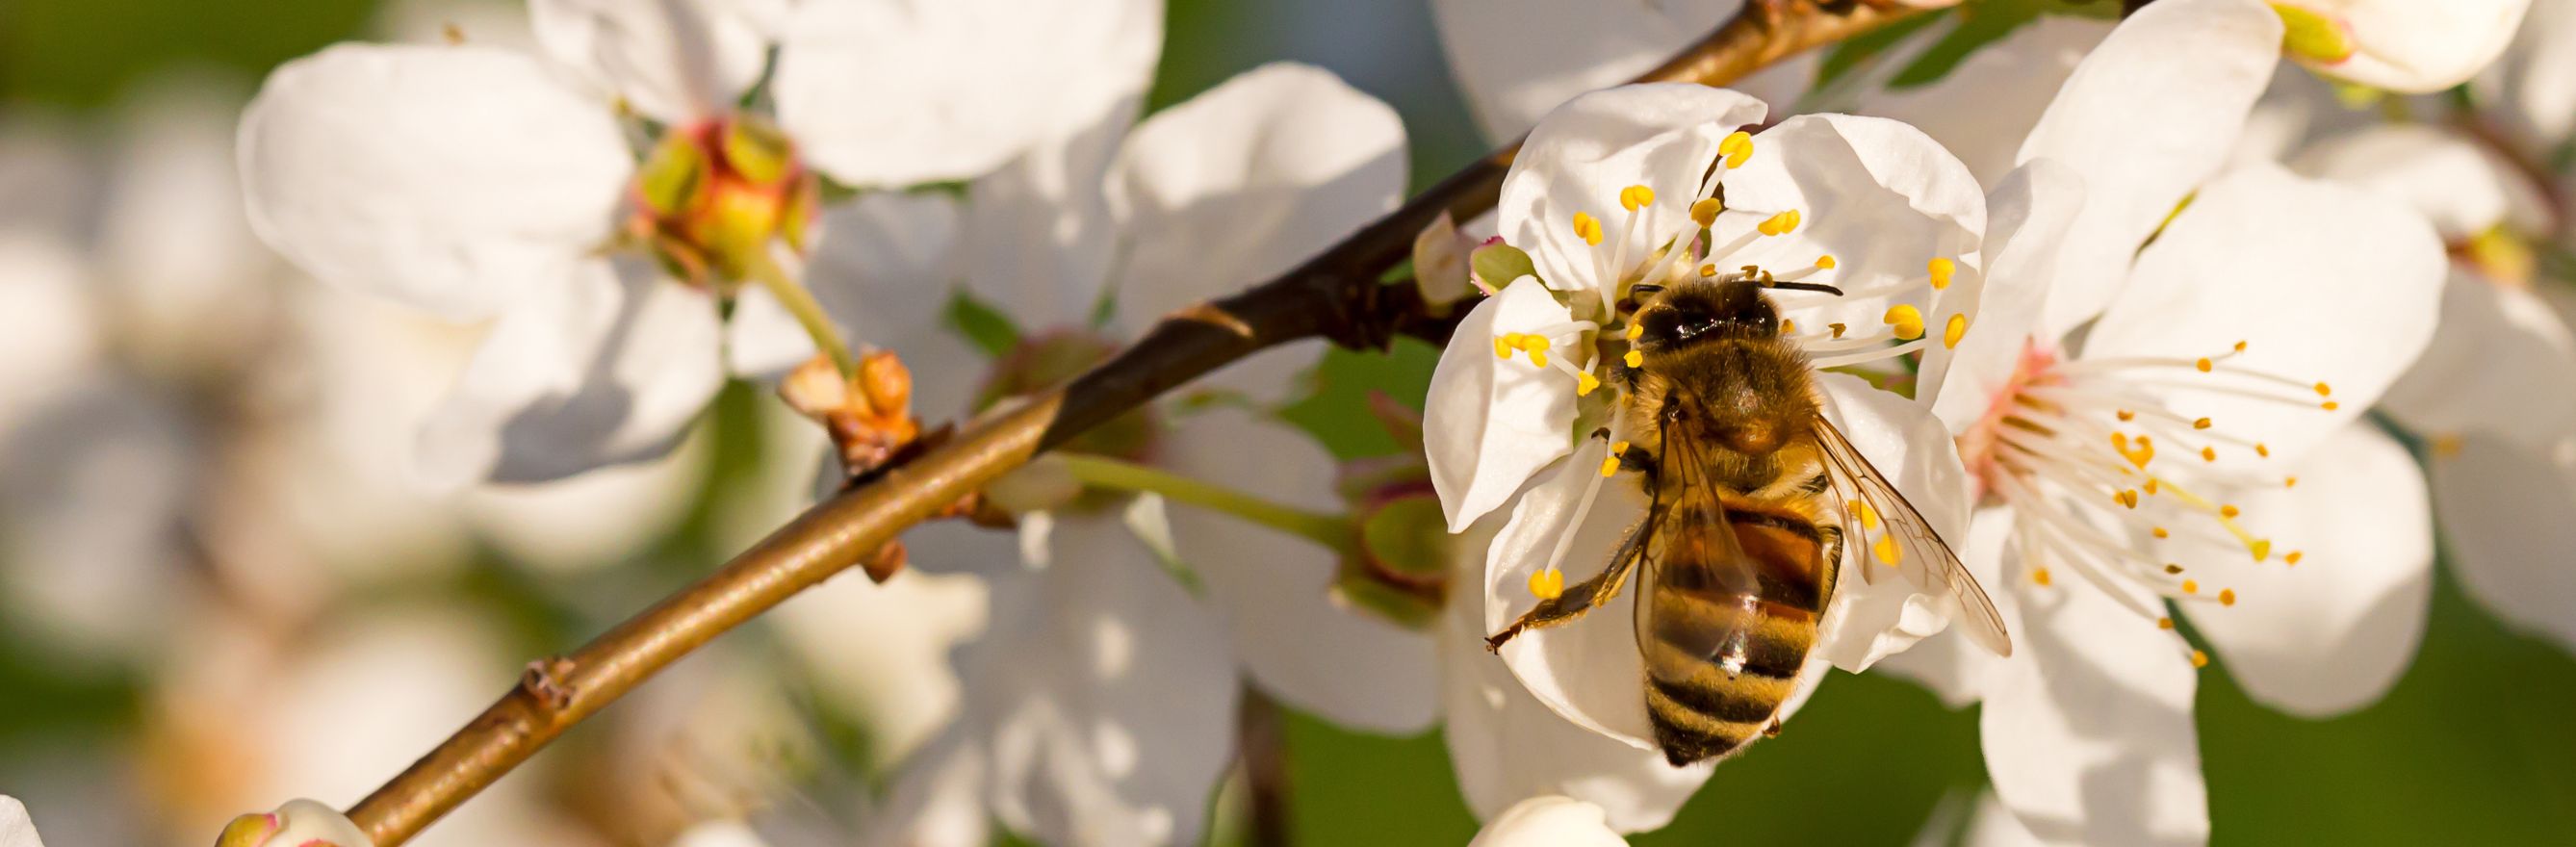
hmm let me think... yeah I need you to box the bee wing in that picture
[1631,423,1765,663]
[1809,414,2013,657]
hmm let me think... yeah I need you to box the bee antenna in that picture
[1768,281,1843,296]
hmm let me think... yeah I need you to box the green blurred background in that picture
[4,0,2573,844]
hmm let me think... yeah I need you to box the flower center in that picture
[628,114,820,289]
[1962,337,2331,661]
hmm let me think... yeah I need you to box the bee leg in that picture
[1485,562,1636,652]
[1763,719,1783,738]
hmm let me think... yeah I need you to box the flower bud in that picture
[1413,211,1479,311]
[216,799,370,847]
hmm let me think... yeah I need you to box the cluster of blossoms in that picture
[12,0,2576,845]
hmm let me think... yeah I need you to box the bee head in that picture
[1634,276,1779,349]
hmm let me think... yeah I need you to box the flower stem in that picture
[1054,453,1351,552]
[743,248,857,378]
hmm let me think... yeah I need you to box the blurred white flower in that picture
[2291,122,2576,656]
[2474,0,2576,157]
[1427,0,1820,142]
[238,0,1162,486]
[1466,795,1628,847]
[851,63,1432,846]
[1,796,45,847]
[1418,83,1994,754]
[1867,3,2448,843]
[2272,0,2531,93]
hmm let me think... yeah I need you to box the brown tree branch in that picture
[339,3,1938,844]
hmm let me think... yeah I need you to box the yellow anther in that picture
[1623,349,1644,368]
[1927,257,1956,290]
[2284,550,2304,565]
[2284,475,2299,488]
[2249,539,2274,561]
[1815,254,1838,270]
[1883,304,1925,341]
[1699,263,1719,277]
[2117,410,2136,422]
[2190,650,2210,669]
[2201,447,2218,462]
[2219,588,2238,606]
[2220,503,2241,519]
[1530,350,1550,368]
[1781,319,1798,335]
[1518,335,1550,353]
[2153,526,2170,539]
[1577,371,1602,397]
[1625,322,1643,340]
[1573,212,1605,245]
[1872,534,1902,565]
[2195,357,2214,372]
[2144,478,2161,495]
[2165,563,2185,574]
[1600,452,1622,477]
[1756,210,1802,236]
[1691,197,1725,227]
[2233,340,2248,352]
[1529,568,1566,600]
[2157,616,2177,630]
[1718,131,1755,169]
[1493,335,1516,359]
[2032,567,2053,587]
[2313,381,2333,397]
[2113,432,2154,469]
[2254,443,2271,457]
[1943,314,1968,349]
[2322,400,2340,411]
[1829,322,1847,339]
[1853,500,1881,531]
[2182,579,2200,594]
[1619,184,1657,212]
[2115,490,2140,508]
[1612,440,1631,454]
[2193,417,2212,429]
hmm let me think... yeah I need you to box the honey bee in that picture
[1485,270,2012,766]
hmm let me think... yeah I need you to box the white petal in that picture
[2175,424,2431,716]
[528,0,770,123]
[1980,581,2206,847]
[1426,279,1580,532]
[730,191,964,378]
[1872,505,2020,708]
[0,796,42,847]
[240,43,630,321]
[1467,796,1629,847]
[0,381,198,666]
[464,430,712,572]
[1715,113,1986,336]
[1109,64,1404,326]
[774,568,989,767]
[1923,159,2086,426]
[774,0,1163,187]
[2378,271,2576,448]
[2014,0,2281,336]
[861,731,992,847]
[1857,15,2111,187]
[1956,791,2050,847]
[959,100,1136,334]
[1163,408,1438,733]
[2291,0,2532,93]
[418,255,725,486]
[2083,165,2443,469]
[1810,373,1978,672]
[966,515,1239,847]
[2474,0,2576,149]
[1428,0,1748,141]
[1497,84,1767,297]
[1440,528,1709,833]
[2292,123,2551,240]
[1485,438,1660,748]
[2429,433,2576,654]
[1109,64,1406,402]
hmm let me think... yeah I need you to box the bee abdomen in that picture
[1640,587,1818,765]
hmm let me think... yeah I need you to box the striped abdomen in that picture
[1640,498,1840,766]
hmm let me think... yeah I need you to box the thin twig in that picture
[340,4,1935,843]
